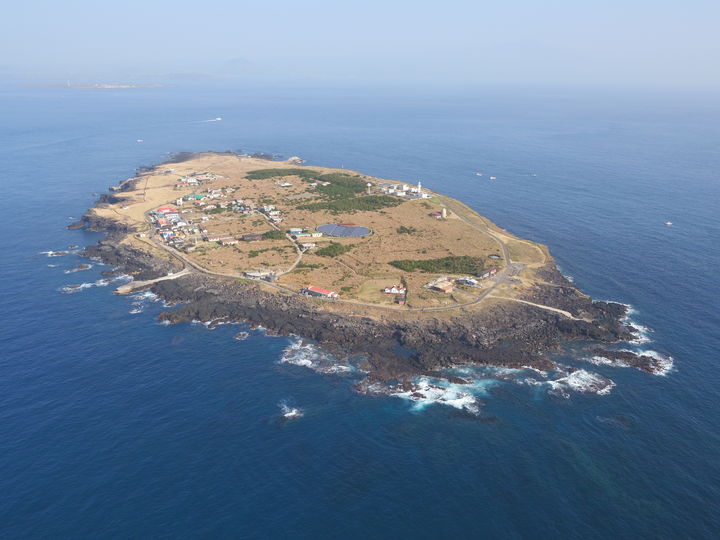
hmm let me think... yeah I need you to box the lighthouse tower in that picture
[417,181,422,195]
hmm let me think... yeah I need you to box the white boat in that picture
[489,176,497,180]
[214,117,222,121]
[136,139,144,143]
[475,172,483,176]
[664,221,673,226]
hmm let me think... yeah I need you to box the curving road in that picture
[125,198,577,319]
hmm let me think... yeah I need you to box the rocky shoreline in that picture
[71,161,655,388]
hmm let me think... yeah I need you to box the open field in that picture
[91,153,557,313]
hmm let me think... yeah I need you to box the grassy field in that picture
[93,153,553,311]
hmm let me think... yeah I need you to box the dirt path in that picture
[487,295,584,320]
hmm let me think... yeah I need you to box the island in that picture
[73,152,666,394]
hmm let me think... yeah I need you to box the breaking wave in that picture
[60,274,131,294]
[631,349,674,376]
[525,368,615,399]
[129,290,159,314]
[390,378,482,415]
[278,400,304,420]
[621,304,654,344]
[586,348,674,376]
[279,339,354,374]
[64,264,92,274]
[358,375,499,415]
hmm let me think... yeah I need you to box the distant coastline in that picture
[24,83,167,89]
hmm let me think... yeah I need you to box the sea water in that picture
[1,82,719,538]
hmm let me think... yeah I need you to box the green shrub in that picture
[388,256,484,274]
[397,226,417,234]
[315,242,354,258]
[315,174,367,199]
[245,168,319,180]
[298,195,402,213]
[263,229,286,240]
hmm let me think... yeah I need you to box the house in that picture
[456,277,479,287]
[426,276,455,293]
[288,227,304,235]
[244,271,274,279]
[206,234,235,243]
[302,286,338,299]
[220,238,239,246]
[429,211,443,218]
[383,285,406,294]
[300,243,316,250]
[432,281,454,293]
[156,207,176,214]
[478,267,499,280]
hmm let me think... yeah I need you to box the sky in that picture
[1,0,719,88]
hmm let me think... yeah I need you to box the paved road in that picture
[129,199,578,318]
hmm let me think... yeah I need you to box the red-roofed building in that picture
[302,286,338,298]
[156,207,176,214]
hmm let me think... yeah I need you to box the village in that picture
[91,153,551,312]
[140,165,506,308]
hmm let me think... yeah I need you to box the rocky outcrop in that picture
[72,156,638,382]
[147,271,631,380]
[84,240,181,280]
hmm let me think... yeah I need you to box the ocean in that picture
[1,82,719,538]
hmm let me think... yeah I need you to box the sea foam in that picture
[280,339,354,374]
[525,368,615,399]
[278,400,304,420]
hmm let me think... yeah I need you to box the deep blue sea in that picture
[1,82,719,538]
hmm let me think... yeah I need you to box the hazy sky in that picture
[2,0,719,87]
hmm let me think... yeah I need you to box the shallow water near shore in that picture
[1,83,719,537]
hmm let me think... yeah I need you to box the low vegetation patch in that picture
[388,256,485,274]
[263,229,286,240]
[315,174,367,199]
[315,242,354,258]
[396,226,417,235]
[245,168,319,180]
[298,195,402,214]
